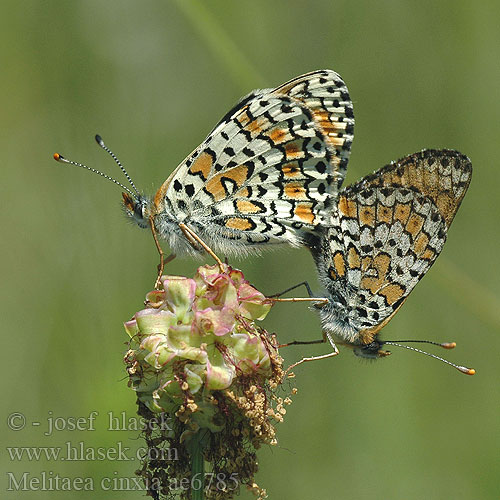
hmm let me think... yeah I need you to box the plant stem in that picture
[189,429,209,500]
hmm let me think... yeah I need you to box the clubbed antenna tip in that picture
[440,342,456,349]
[457,366,476,376]
[52,148,135,196]
[382,340,475,376]
[94,133,139,195]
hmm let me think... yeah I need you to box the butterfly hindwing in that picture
[272,69,355,186]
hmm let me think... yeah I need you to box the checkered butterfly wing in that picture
[158,70,354,253]
[315,149,471,343]
[355,149,472,227]
[272,69,354,188]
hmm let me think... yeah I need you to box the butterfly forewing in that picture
[356,149,472,227]
[315,149,471,344]
[155,71,354,255]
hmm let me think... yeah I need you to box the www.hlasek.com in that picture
[6,472,240,492]
[6,441,178,462]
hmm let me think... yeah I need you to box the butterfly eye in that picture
[130,198,150,228]
[134,201,145,219]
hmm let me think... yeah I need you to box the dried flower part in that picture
[124,264,294,500]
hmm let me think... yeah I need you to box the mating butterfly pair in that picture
[55,70,472,369]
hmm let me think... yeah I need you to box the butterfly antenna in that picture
[53,153,135,197]
[95,134,139,195]
[385,339,457,349]
[382,341,475,375]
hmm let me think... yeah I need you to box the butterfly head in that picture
[352,339,391,359]
[122,192,151,229]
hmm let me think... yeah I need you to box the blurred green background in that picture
[2,1,499,498]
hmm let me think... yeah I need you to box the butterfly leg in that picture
[268,281,315,298]
[156,253,176,281]
[179,223,225,272]
[271,296,328,306]
[280,328,330,348]
[280,338,325,347]
[267,280,328,306]
[284,335,339,375]
[149,217,176,289]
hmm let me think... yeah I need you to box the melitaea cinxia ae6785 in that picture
[297,149,474,374]
[55,70,354,262]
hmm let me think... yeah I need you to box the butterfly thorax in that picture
[318,297,392,358]
[317,287,365,344]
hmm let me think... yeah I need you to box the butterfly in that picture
[115,69,354,257]
[54,70,354,282]
[301,149,472,366]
